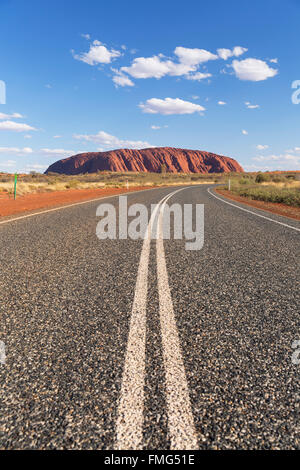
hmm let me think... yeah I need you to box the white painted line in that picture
[208,188,300,233]
[156,192,198,450]
[0,186,169,226]
[115,189,182,450]
[0,341,6,365]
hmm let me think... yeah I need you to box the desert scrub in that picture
[255,173,271,183]
[232,185,300,207]
[1,170,299,196]
[65,180,80,189]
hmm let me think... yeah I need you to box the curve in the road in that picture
[208,187,300,233]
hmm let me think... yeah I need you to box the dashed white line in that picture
[156,193,198,450]
[208,187,300,233]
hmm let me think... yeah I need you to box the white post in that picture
[228,178,231,191]
[126,180,129,191]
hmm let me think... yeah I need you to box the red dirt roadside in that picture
[0,186,156,218]
[216,189,300,221]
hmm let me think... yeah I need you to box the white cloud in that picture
[218,101,227,105]
[73,130,152,149]
[186,72,212,81]
[217,46,248,60]
[0,121,37,132]
[245,101,260,109]
[0,159,16,168]
[72,40,279,90]
[121,55,194,79]
[45,84,52,89]
[39,148,75,157]
[150,124,168,129]
[232,58,278,81]
[256,145,269,150]
[164,61,198,76]
[112,73,134,87]
[26,164,48,170]
[121,56,169,79]
[118,47,217,85]
[81,33,91,40]
[53,135,62,139]
[174,47,218,65]
[0,148,75,164]
[0,112,23,120]
[242,130,248,135]
[139,97,205,115]
[0,147,33,155]
[233,46,248,57]
[252,153,300,170]
[218,48,234,60]
[73,40,121,65]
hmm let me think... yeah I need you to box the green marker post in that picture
[14,173,18,200]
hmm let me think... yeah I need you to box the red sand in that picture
[216,189,300,221]
[0,186,155,218]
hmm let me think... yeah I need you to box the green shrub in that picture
[271,175,285,183]
[234,186,300,207]
[255,173,271,183]
[239,178,249,185]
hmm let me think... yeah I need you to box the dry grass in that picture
[0,171,228,196]
[0,180,108,196]
[1,170,299,199]
[225,175,300,207]
[260,180,300,189]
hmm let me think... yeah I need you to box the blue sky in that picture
[0,0,300,173]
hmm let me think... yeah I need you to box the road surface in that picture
[0,185,299,450]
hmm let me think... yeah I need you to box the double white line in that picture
[116,188,198,450]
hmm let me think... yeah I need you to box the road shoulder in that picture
[0,186,161,220]
[216,188,300,222]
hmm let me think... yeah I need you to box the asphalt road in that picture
[0,185,299,450]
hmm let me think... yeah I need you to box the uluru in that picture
[45,147,244,175]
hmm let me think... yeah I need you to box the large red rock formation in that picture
[45,147,244,174]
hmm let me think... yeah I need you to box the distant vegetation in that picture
[0,171,232,196]
[221,172,300,208]
[1,171,300,208]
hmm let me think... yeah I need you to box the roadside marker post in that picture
[14,173,18,200]
[126,180,129,191]
[228,178,231,191]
